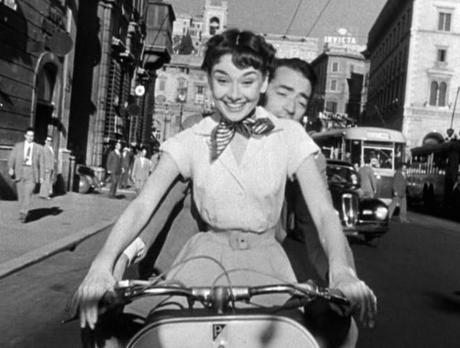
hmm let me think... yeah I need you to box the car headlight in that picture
[351,173,358,185]
[374,206,388,220]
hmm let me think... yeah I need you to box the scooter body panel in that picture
[128,314,319,348]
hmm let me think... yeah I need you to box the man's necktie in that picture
[210,113,275,161]
[24,145,31,164]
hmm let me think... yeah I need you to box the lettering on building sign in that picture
[324,36,357,46]
[366,131,390,140]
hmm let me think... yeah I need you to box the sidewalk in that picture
[0,188,135,279]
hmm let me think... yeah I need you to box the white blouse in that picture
[161,106,319,233]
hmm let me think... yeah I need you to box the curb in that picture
[0,218,116,280]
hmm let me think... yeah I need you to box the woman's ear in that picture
[260,75,269,94]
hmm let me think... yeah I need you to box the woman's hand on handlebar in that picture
[70,265,116,330]
[329,268,377,329]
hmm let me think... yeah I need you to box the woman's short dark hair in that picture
[270,58,317,89]
[201,28,276,76]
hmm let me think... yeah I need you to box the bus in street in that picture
[407,140,460,210]
[312,127,406,203]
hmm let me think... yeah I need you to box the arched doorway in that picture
[34,63,57,144]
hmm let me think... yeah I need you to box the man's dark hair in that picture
[25,126,34,133]
[270,58,318,89]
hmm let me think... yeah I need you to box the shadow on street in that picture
[27,207,63,222]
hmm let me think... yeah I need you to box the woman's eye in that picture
[216,78,228,84]
[242,80,255,86]
[276,91,287,96]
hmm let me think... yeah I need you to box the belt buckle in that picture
[231,233,249,250]
[236,234,249,250]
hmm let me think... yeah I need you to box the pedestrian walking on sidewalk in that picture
[106,141,122,198]
[39,136,55,200]
[120,147,133,189]
[8,127,44,222]
[131,147,151,194]
[388,162,409,223]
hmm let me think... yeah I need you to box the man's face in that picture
[24,131,34,143]
[264,66,312,122]
[115,142,121,151]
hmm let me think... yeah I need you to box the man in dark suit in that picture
[388,162,409,223]
[106,141,122,198]
[120,147,133,189]
[8,127,44,222]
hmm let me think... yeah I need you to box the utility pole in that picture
[449,86,460,129]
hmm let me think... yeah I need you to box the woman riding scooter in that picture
[71,28,377,347]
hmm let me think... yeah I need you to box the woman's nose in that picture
[229,82,241,100]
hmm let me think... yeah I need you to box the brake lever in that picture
[321,288,350,307]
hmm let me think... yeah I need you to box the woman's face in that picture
[209,54,267,122]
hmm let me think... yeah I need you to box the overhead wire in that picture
[284,0,303,35]
[305,0,335,37]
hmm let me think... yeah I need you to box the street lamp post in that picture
[449,86,460,130]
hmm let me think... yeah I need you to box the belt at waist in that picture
[209,228,276,250]
[22,164,32,167]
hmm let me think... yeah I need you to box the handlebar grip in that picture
[99,290,128,312]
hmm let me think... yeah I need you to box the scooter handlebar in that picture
[111,281,350,309]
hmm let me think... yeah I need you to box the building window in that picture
[438,12,452,31]
[176,77,188,103]
[429,81,447,106]
[1,0,17,10]
[330,79,338,91]
[194,85,205,104]
[331,62,339,72]
[437,48,447,62]
[326,101,337,113]
[209,17,220,35]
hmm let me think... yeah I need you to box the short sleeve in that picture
[160,129,194,179]
[283,120,320,178]
[123,237,146,265]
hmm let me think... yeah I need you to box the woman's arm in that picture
[71,153,180,329]
[295,155,377,327]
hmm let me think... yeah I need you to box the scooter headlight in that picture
[375,206,388,220]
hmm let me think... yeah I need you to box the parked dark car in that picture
[326,160,389,241]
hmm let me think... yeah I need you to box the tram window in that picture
[350,140,361,166]
[395,143,404,164]
[363,148,393,169]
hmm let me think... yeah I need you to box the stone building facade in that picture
[310,47,369,127]
[153,54,212,141]
[0,0,77,198]
[262,34,320,63]
[0,0,175,198]
[68,0,174,168]
[365,0,460,148]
